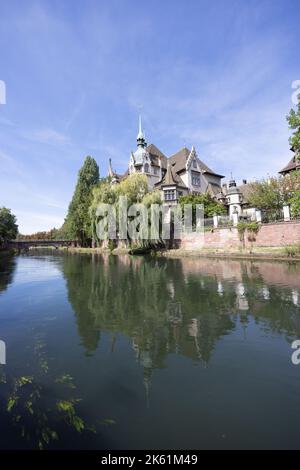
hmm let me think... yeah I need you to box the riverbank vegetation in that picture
[0,207,18,247]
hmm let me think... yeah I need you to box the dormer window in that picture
[191,171,200,186]
[193,159,197,168]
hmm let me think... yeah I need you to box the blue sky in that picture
[0,0,299,233]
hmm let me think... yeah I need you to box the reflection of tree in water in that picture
[238,272,300,341]
[0,333,99,449]
[0,252,16,294]
[62,254,238,370]
[62,254,300,370]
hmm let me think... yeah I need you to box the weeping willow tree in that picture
[90,173,160,247]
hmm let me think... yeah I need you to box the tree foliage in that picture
[178,193,226,218]
[17,228,60,240]
[247,172,300,216]
[0,207,18,244]
[91,174,149,208]
[290,189,300,217]
[287,93,300,156]
[90,173,150,244]
[62,156,99,246]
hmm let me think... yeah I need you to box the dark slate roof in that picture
[168,147,224,178]
[155,163,187,189]
[146,144,167,168]
[279,154,300,174]
[207,182,222,196]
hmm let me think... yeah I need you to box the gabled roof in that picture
[155,163,187,189]
[279,154,300,175]
[146,143,167,168]
[207,182,222,197]
[168,147,224,178]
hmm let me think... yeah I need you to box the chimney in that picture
[242,179,247,185]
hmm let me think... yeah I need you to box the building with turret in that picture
[108,117,225,204]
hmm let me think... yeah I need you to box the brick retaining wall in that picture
[179,221,300,250]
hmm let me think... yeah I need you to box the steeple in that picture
[136,115,146,148]
[228,172,237,188]
[108,158,114,178]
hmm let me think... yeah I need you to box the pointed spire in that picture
[138,114,142,136]
[108,157,114,178]
[136,114,146,148]
[229,172,236,187]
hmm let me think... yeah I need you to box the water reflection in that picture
[1,252,300,449]
[62,254,300,370]
[0,253,16,294]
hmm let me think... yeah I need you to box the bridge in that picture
[7,239,79,251]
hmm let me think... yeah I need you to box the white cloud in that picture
[23,127,70,145]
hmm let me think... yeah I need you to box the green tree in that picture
[90,173,149,244]
[63,156,99,246]
[290,189,300,217]
[179,193,226,218]
[287,93,300,156]
[114,173,148,206]
[0,207,18,244]
[247,172,300,219]
[247,178,282,216]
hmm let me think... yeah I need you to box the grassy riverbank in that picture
[49,245,300,261]
[159,246,300,261]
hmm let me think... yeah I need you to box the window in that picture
[153,166,159,175]
[144,163,149,173]
[191,171,200,186]
[164,189,176,201]
[193,159,197,168]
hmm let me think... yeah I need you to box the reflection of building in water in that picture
[292,290,299,307]
[235,282,249,311]
[166,301,183,325]
[188,318,200,359]
[167,280,175,299]
[166,301,183,354]
[132,339,153,407]
[261,286,270,300]
[62,253,300,407]
[140,350,153,409]
[217,281,224,296]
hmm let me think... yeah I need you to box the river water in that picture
[0,251,299,449]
